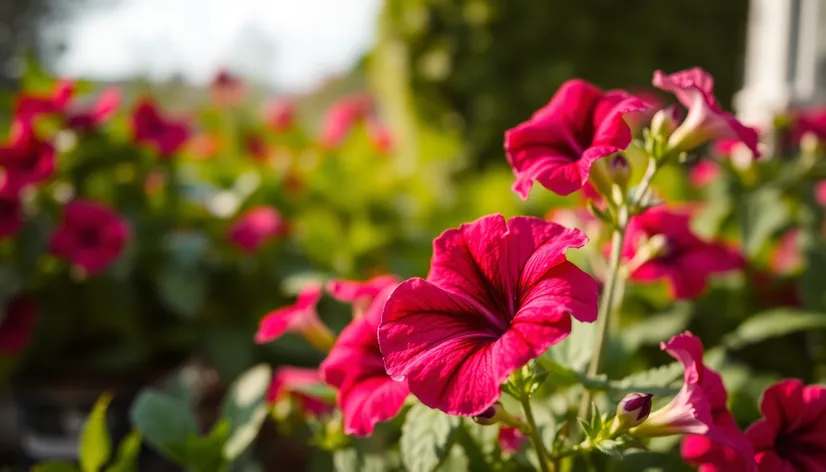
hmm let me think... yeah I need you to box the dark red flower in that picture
[379,214,598,416]
[243,134,268,161]
[131,99,190,157]
[320,283,409,436]
[0,121,55,190]
[0,296,38,354]
[792,108,826,143]
[746,379,826,471]
[228,206,286,253]
[49,199,130,275]
[622,207,744,300]
[653,68,760,158]
[504,79,648,198]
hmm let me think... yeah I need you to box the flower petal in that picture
[339,375,409,436]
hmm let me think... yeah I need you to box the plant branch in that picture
[519,393,553,472]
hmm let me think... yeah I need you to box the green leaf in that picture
[599,362,683,397]
[621,305,690,351]
[723,309,826,350]
[435,446,469,471]
[400,403,459,472]
[289,382,338,403]
[742,188,789,256]
[220,364,272,460]
[31,463,82,472]
[130,390,199,463]
[545,322,595,372]
[155,268,207,319]
[105,432,142,472]
[332,448,397,472]
[79,394,113,472]
[534,358,580,388]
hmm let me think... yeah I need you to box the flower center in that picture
[77,228,100,248]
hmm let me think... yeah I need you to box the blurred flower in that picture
[0,184,22,239]
[624,89,663,132]
[792,108,826,143]
[546,207,601,242]
[327,274,399,318]
[243,133,268,161]
[267,366,333,417]
[499,426,527,453]
[745,379,826,470]
[321,282,408,436]
[264,99,296,132]
[653,68,760,158]
[689,160,721,188]
[0,120,55,191]
[504,79,648,198]
[131,98,190,157]
[649,105,681,139]
[816,181,826,207]
[320,94,373,149]
[366,119,393,155]
[0,296,38,354]
[209,69,246,107]
[255,284,335,351]
[187,133,221,159]
[228,206,286,253]
[622,207,744,300]
[770,230,803,275]
[631,332,756,472]
[49,199,130,275]
[65,87,121,132]
[14,79,74,123]
[379,214,598,416]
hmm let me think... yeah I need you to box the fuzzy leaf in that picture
[400,403,459,472]
[723,309,826,350]
[221,364,272,460]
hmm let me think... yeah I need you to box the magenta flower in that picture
[746,379,826,471]
[623,207,744,300]
[689,160,721,188]
[504,79,648,198]
[0,296,38,354]
[499,426,527,453]
[131,98,190,157]
[228,206,286,253]
[321,283,409,436]
[0,121,55,190]
[816,181,826,207]
[653,68,760,158]
[378,214,598,416]
[14,79,74,123]
[320,94,373,149]
[50,199,130,275]
[65,87,121,132]
[632,332,756,472]
[327,274,399,317]
[255,284,334,351]
[266,366,333,417]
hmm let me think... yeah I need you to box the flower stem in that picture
[519,394,553,472]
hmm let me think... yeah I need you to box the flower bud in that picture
[473,402,506,425]
[615,393,653,429]
[650,106,680,139]
[609,154,631,191]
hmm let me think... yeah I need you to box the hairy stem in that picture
[520,394,553,472]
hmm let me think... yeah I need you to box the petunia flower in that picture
[65,87,121,132]
[622,206,744,300]
[378,214,598,416]
[816,181,826,207]
[0,296,38,355]
[255,284,335,352]
[131,98,190,157]
[14,79,74,124]
[266,366,333,417]
[504,79,648,198]
[49,199,130,275]
[327,274,399,317]
[228,206,286,253]
[320,283,409,436]
[499,426,527,453]
[0,120,55,190]
[319,94,374,149]
[689,160,721,188]
[631,332,757,472]
[653,68,760,158]
[792,107,826,144]
[264,99,295,132]
[745,379,826,471]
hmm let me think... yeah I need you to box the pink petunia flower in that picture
[228,206,286,253]
[320,94,374,149]
[131,98,190,157]
[266,366,333,417]
[65,87,121,132]
[49,199,130,275]
[689,160,721,188]
[622,206,744,300]
[264,99,295,132]
[15,81,119,133]
[327,274,399,317]
[499,426,527,453]
[14,79,74,124]
[504,79,648,198]
[792,108,826,144]
[0,121,55,191]
[378,214,598,416]
[255,284,335,351]
[320,283,409,436]
[0,296,38,354]
[653,68,760,158]
[631,332,757,472]
[745,379,826,471]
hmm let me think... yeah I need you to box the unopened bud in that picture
[609,154,631,191]
[650,106,680,139]
[615,393,653,429]
[473,402,506,426]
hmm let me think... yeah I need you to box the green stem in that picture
[519,394,553,472]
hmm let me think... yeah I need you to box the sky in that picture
[55,0,382,93]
